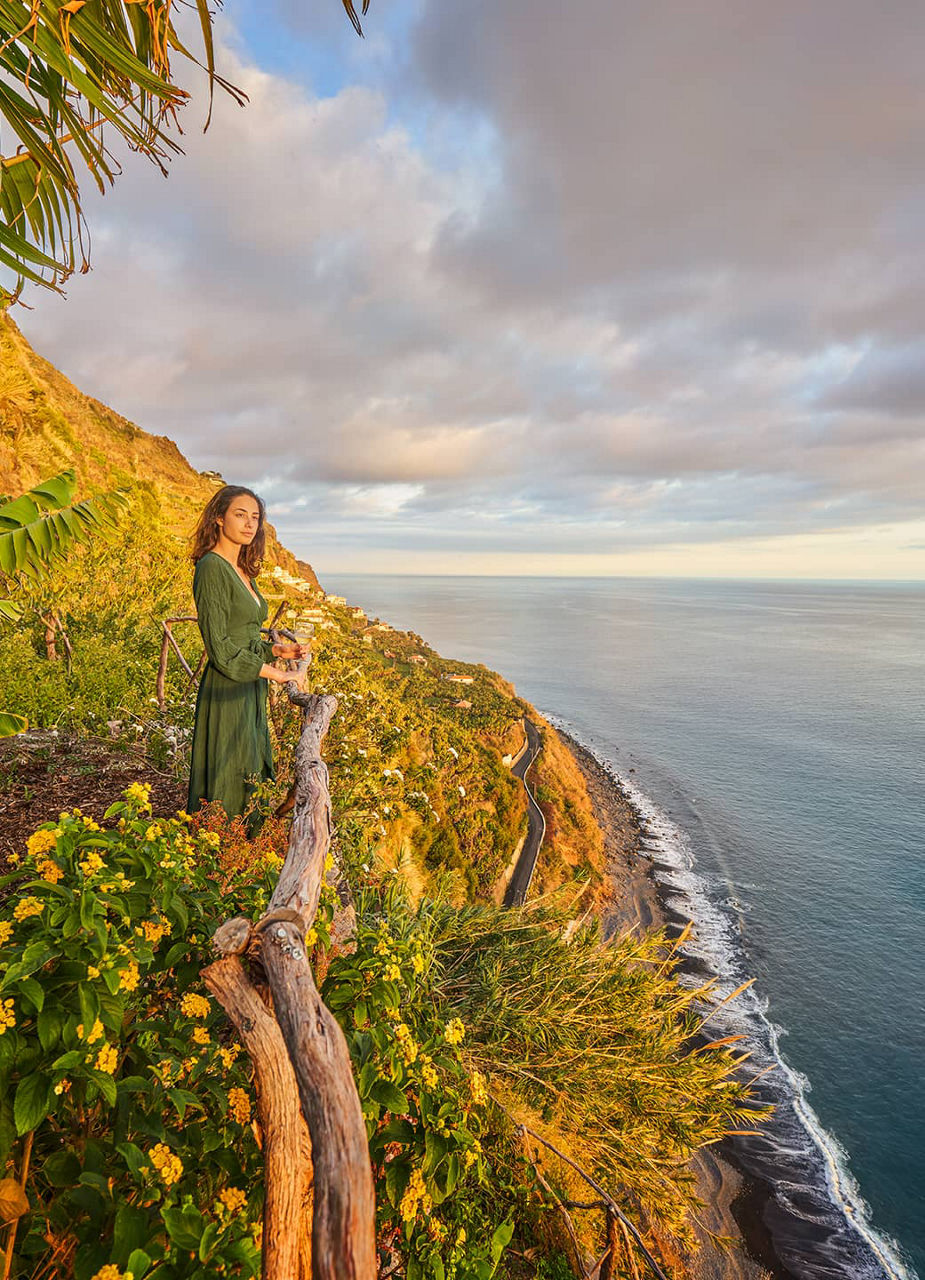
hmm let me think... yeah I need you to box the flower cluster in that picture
[218,1186,247,1216]
[179,992,210,1019]
[13,897,43,921]
[96,1043,118,1074]
[228,1087,251,1124]
[90,1266,134,1280]
[443,1018,465,1046]
[149,1143,183,1186]
[26,828,58,858]
[400,1168,432,1222]
[0,998,15,1035]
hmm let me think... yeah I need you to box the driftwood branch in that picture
[207,678,376,1280]
[202,956,313,1279]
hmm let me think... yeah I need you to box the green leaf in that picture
[43,1149,81,1186]
[37,1006,64,1052]
[14,1073,51,1135]
[0,711,27,737]
[162,1206,204,1251]
[198,1220,219,1262]
[16,976,44,1014]
[87,1070,117,1106]
[126,1250,152,1279]
[51,1050,84,1070]
[385,1157,410,1209]
[113,1203,149,1266]
[369,1078,408,1114]
[490,1219,515,1268]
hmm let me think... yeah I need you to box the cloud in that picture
[14,1,925,576]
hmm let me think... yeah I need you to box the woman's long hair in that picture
[189,486,267,577]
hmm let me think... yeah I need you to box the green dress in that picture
[186,550,276,833]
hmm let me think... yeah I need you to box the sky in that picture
[15,0,925,579]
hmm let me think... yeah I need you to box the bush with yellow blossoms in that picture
[321,879,517,1280]
[0,784,274,1280]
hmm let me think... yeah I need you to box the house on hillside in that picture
[453,699,472,709]
[443,673,474,685]
[409,654,428,666]
[348,606,366,620]
[325,594,347,606]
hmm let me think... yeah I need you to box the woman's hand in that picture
[272,641,311,660]
[261,663,307,688]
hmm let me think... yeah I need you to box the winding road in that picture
[503,717,546,908]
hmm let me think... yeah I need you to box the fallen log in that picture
[204,672,376,1280]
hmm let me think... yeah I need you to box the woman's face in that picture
[219,496,261,546]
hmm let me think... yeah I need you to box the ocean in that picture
[322,573,925,1280]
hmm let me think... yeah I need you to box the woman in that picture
[186,485,308,837]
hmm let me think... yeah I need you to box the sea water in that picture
[323,574,925,1280]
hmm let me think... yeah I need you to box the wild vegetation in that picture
[0,320,770,1278]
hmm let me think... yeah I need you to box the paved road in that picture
[503,717,546,908]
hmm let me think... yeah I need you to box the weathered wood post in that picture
[203,664,377,1280]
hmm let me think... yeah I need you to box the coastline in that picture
[557,727,783,1280]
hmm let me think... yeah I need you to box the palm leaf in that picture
[0,710,27,737]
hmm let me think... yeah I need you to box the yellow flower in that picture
[179,992,210,1019]
[192,1026,210,1046]
[228,1087,251,1124]
[90,1266,134,1280]
[218,1043,241,1069]
[384,963,401,983]
[443,1018,465,1046]
[95,1043,118,1074]
[77,1018,104,1045]
[463,1140,482,1171]
[138,917,170,945]
[411,950,425,975]
[149,1142,183,1186]
[119,962,140,993]
[78,851,104,876]
[374,937,392,956]
[421,1062,438,1090]
[13,897,43,922]
[218,1186,247,1215]
[144,824,162,842]
[201,831,220,849]
[0,998,15,1035]
[82,817,101,831]
[400,1168,430,1222]
[305,928,318,947]
[0,921,13,947]
[469,1070,488,1106]
[125,781,151,805]
[87,965,101,979]
[26,828,57,858]
[37,858,64,883]
[53,1079,71,1095]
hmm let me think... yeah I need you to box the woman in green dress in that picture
[186,485,308,837]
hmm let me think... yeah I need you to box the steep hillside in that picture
[0,314,316,584]
[0,312,605,905]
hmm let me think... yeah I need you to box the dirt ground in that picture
[0,728,186,872]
